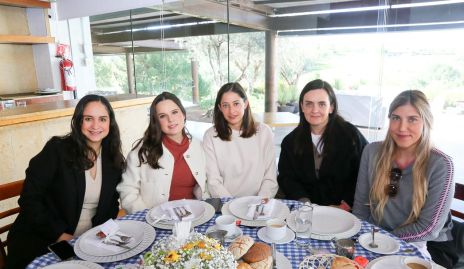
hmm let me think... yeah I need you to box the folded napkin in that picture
[85,219,135,252]
[160,203,195,221]
[246,198,276,220]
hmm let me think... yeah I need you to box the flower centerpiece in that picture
[143,232,237,269]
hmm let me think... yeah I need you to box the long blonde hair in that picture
[370,90,433,225]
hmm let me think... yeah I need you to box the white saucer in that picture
[358,232,400,255]
[257,227,295,244]
[205,225,243,242]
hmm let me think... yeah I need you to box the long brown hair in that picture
[134,92,190,169]
[370,90,433,225]
[213,82,257,141]
[66,94,125,171]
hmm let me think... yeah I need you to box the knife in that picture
[252,204,260,220]
[272,242,277,269]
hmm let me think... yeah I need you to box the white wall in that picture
[49,1,97,99]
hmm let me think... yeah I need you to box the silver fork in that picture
[174,206,192,220]
[259,204,266,217]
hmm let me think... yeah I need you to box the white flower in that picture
[147,232,237,269]
[184,258,201,269]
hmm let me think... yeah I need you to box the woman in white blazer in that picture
[117,92,209,214]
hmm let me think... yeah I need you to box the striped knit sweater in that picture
[353,142,455,242]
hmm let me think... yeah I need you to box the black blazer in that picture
[6,137,122,269]
[277,121,367,206]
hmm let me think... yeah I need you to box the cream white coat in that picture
[117,138,209,214]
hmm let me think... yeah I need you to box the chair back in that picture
[452,182,464,221]
[0,180,24,269]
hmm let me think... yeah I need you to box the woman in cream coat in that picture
[117,92,208,214]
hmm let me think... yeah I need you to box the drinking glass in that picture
[294,203,313,250]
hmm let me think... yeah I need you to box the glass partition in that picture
[81,0,464,182]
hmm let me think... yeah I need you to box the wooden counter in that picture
[0,94,155,127]
[0,92,64,106]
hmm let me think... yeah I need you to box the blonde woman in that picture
[353,90,455,267]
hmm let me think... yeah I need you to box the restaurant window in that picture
[78,1,464,182]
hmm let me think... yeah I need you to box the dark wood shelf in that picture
[0,0,50,8]
[0,35,54,44]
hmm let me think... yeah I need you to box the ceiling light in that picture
[391,0,464,9]
[270,6,388,17]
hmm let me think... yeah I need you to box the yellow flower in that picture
[182,243,194,250]
[199,252,212,260]
[197,241,207,249]
[214,243,221,250]
[164,250,180,263]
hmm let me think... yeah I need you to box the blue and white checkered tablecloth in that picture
[27,199,425,269]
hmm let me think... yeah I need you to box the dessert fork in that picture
[174,206,192,220]
[103,239,131,249]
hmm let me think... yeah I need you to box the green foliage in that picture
[198,75,215,110]
[94,55,128,92]
[278,81,298,105]
[134,51,192,99]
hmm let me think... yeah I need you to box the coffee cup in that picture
[265,218,287,241]
[402,257,432,269]
[206,230,227,245]
[215,215,236,236]
[332,238,355,259]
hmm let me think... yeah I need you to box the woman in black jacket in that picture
[278,79,368,209]
[6,95,126,269]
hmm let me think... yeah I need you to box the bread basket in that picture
[299,254,361,269]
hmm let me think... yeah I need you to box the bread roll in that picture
[249,256,272,269]
[228,235,254,260]
[242,242,272,263]
[331,256,359,269]
[237,262,253,269]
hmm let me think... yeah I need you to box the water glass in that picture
[294,203,313,249]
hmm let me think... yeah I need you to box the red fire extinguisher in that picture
[60,57,77,91]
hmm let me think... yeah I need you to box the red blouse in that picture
[163,135,196,200]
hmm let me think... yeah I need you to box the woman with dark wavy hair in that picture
[278,79,367,209]
[6,95,125,269]
[117,92,208,214]
[203,82,278,198]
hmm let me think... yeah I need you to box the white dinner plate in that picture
[228,197,290,221]
[312,206,355,235]
[42,260,103,269]
[286,209,361,240]
[78,221,144,256]
[358,232,400,254]
[257,227,295,244]
[146,201,215,229]
[222,200,290,227]
[366,255,441,269]
[74,220,156,263]
[148,199,205,224]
